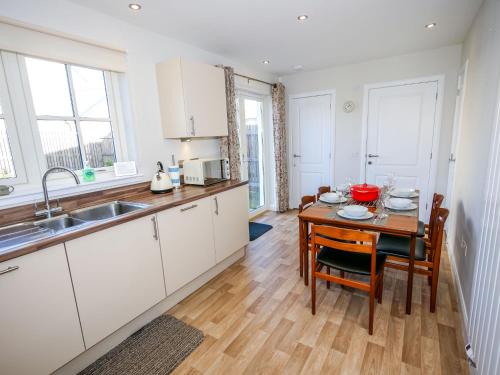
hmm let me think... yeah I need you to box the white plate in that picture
[390,191,419,198]
[319,196,348,204]
[386,203,418,211]
[337,210,374,220]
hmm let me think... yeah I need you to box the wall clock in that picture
[343,100,355,113]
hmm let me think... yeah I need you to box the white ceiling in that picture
[68,0,483,75]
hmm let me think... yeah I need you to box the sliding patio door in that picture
[238,95,266,213]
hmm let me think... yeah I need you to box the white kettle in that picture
[150,161,173,193]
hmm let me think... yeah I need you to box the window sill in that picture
[0,173,147,210]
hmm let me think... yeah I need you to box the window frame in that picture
[18,55,125,176]
[0,54,27,184]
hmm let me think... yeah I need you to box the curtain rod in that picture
[234,73,274,86]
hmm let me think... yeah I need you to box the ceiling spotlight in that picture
[129,3,142,10]
[425,22,437,29]
[293,64,304,71]
[297,15,309,22]
[262,60,270,65]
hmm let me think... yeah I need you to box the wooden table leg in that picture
[299,217,304,278]
[302,219,309,286]
[406,233,416,314]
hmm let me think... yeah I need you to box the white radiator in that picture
[468,87,500,374]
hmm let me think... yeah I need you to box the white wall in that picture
[448,0,500,326]
[0,0,276,179]
[281,45,462,197]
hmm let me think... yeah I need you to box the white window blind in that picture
[0,19,127,72]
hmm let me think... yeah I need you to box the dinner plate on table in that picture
[319,196,348,204]
[337,210,374,220]
[390,189,419,198]
[386,203,418,211]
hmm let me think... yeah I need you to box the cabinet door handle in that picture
[214,196,219,215]
[151,216,159,240]
[0,266,19,275]
[181,204,198,212]
[190,116,196,136]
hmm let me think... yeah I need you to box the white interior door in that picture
[290,94,332,207]
[364,81,438,220]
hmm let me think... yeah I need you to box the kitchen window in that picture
[0,49,130,192]
[24,56,120,171]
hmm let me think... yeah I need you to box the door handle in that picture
[180,204,198,212]
[293,154,301,158]
[367,154,380,158]
[214,197,219,215]
[151,217,159,240]
[190,116,195,136]
[0,266,19,275]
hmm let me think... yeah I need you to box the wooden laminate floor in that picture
[169,210,469,375]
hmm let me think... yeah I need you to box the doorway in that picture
[238,95,266,214]
[361,78,442,220]
[289,92,335,208]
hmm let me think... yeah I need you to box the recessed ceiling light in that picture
[262,60,270,65]
[297,15,309,22]
[293,64,304,71]
[425,22,437,29]
[129,3,142,10]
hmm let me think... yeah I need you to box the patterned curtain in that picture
[219,66,241,180]
[272,83,289,212]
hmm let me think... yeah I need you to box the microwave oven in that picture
[183,158,230,186]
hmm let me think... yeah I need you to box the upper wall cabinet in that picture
[156,58,228,138]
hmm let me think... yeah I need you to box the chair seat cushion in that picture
[316,247,386,276]
[417,220,425,237]
[376,234,426,261]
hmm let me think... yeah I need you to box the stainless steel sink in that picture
[70,201,150,221]
[37,215,88,232]
[0,201,149,252]
[0,223,54,252]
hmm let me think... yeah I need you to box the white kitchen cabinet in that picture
[0,245,84,375]
[212,185,249,263]
[156,57,228,138]
[65,215,166,348]
[157,197,216,295]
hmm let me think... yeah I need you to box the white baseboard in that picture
[447,246,469,340]
[54,248,246,375]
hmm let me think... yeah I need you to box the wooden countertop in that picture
[0,180,248,263]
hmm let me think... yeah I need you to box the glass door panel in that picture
[238,96,265,212]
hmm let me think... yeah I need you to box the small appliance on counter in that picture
[150,161,173,193]
[183,157,230,186]
[168,154,181,189]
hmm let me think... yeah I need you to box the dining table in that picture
[298,195,419,315]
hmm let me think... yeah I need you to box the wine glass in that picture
[386,173,395,192]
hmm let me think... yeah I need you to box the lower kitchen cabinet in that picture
[0,244,85,375]
[212,185,249,263]
[157,196,216,295]
[65,215,166,348]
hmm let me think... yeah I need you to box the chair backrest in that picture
[317,186,331,199]
[429,207,449,263]
[428,193,445,239]
[310,225,377,275]
[299,195,316,213]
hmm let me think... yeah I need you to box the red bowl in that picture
[350,183,380,202]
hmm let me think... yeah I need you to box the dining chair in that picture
[316,186,331,200]
[310,225,386,335]
[376,207,449,312]
[298,195,317,277]
[417,193,444,239]
[299,195,316,213]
